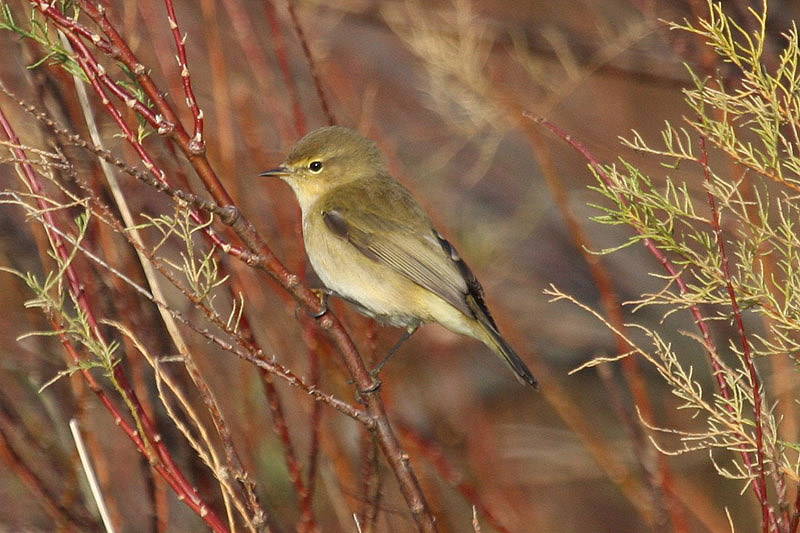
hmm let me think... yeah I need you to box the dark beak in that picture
[259,166,290,177]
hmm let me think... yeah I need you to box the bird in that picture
[261,126,537,388]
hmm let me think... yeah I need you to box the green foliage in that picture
[0,203,117,386]
[0,1,155,140]
[142,209,230,307]
[0,2,85,80]
[569,0,800,508]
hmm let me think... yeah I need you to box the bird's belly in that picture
[304,221,427,327]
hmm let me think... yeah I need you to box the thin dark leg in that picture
[371,325,419,377]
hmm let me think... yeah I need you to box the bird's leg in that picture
[370,325,419,377]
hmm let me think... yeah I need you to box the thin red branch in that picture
[532,113,780,531]
[698,136,773,532]
[302,319,324,530]
[398,422,512,533]
[34,2,240,258]
[29,3,437,528]
[163,0,205,153]
[529,114,732,396]
[517,112,684,531]
[266,1,306,137]
[32,3,165,129]
[74,0,232,204]
[0,105,229,533]
[286,1,335,127]
[0,403,97,530]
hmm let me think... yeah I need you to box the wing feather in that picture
[321,203,472,317]
[319,176,502,325]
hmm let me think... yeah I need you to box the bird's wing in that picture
[320,199,475,319]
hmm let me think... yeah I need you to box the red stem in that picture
[0,106,229,533]
[266,0,306,137]
[163,0,205,152]
[30,2,437,528]
[286,1,335,127]
[530,114,731,393]
[398,422,512,533]
[517,112,684,531]
[36,2,241,257]
[698,136,773,531]
[532,113,779,529]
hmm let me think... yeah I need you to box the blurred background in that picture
[1,0,798,531]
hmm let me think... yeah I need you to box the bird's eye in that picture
[308,161,323,173]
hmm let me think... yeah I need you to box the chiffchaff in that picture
[261,126,537,388]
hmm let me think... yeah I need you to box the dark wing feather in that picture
[432,230,500,330]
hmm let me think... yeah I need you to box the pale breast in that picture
[303,212,426,327]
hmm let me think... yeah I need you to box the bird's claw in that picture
[296,288,331,319]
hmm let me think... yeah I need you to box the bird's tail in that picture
[478,320,538,388]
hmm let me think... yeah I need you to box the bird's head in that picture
[261,126,387,210]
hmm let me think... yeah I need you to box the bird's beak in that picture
[259,165,290,177]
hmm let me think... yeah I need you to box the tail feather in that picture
[480,321,538,389]
[462,290,538,388]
